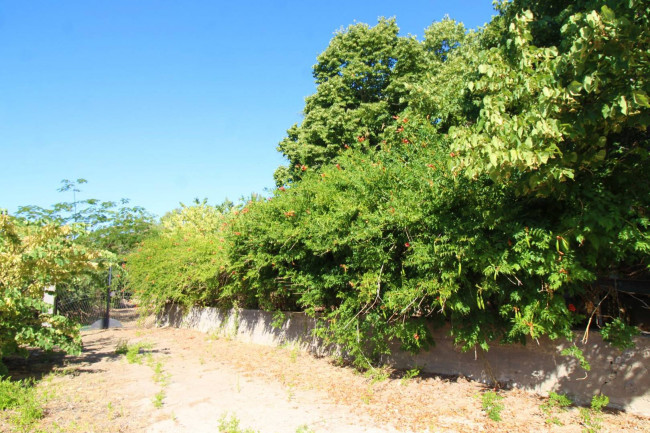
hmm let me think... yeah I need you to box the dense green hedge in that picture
[127,0,649,366]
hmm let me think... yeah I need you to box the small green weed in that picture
[364,365,391,384]
[152,361,170,386]
[217,412,259,433]
[481,390,504,422]
[540,392,573,425]
[295,425,315,433]
[286,383,295,401]
[361,385,374,404]
[280,341,301,362]
[114,339,129,355]
[580,394,609,433]
[400,367,420,385]
[289,346,299,362]
[115,340,153,364]
[152,390,165,409]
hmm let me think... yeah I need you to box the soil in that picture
[1,325,649,433]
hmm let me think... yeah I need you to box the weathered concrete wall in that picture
[159,305,650,416]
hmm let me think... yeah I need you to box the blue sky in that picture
[1,1,497,218]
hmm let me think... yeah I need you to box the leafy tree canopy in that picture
[130,0,649,365]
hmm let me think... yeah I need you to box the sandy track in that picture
[3,326,648,433]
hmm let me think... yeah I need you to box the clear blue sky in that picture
[1,1,497,219]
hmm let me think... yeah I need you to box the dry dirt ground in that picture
[2,326,649,433]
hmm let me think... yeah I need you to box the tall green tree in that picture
[275,18,425,184]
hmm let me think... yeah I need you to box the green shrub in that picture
[126,202,233,313]
[125,0,648,367]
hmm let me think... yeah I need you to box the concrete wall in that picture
[159,305,650,416]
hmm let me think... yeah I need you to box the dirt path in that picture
[3,327,649,433]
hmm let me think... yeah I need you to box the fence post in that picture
[43,285,56,314]
[103,266,112,329]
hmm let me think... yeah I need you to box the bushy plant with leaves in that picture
[230,117,588,363]
[0,213,89,373]
[127,1,647,366]
[126,201,233,313]
[229,0,646,363]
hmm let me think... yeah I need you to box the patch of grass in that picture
[217,412,259,433]
[0,376,44,431]
[481,390,504,422]
[331,355,346,367]
[295,425,315,433]
[115,339,153,364]
[364,365,391,384]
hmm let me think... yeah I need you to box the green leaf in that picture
[600,5,615,21]
[632,91,650,107]
[601,104,611,118]
[568,81,582,96]
[620,96,628,115]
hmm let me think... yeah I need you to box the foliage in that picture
[451,0,650,282]
[217,412,259,433]
[600,317,640,350]
[561,345,591,371]
[0,212,99,297]
[0,213,87,370]
[0,377,44,431]
[16,179,156,257]
[125,201,232,313]
[230,128,586,362]
[580,394,609,433]
[14,178,156,312]
[276,18,440,184]
[114,339,153,364]
[540,391,573,425]
[481,390,504,421]
[127,1,647,366]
